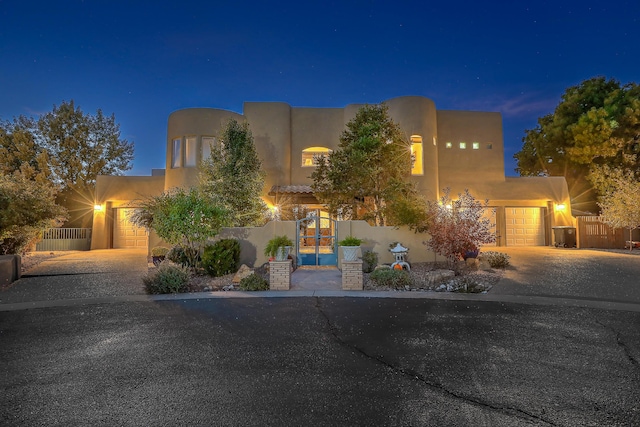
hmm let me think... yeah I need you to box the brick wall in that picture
[269,260,291,290]
[341,260,363,290]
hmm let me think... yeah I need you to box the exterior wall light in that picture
[94,204,103,211]
[555,203,566,212]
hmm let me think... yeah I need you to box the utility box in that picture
[552,226,576,248]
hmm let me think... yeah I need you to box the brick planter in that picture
[269,260,291,290]
[341,260,363,290]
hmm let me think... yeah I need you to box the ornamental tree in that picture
[311,103,418,226]
[136,188,229,268]
[199,119,268,227]
[424,188,496,263]
[598,175,640,251]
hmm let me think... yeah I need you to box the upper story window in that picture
[472,142,480,150]
[459,142,467,149]
[185,137,197,167]
[202,136,215,161]
[445,142,452,149]
[171,138,181,168]
[302,147,332,167]
[410,135,423,175]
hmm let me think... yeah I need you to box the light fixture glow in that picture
[555,203,566,211]
[94,204,103,211]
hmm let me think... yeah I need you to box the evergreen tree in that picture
[199,119,268,227]
[311,103,417,226]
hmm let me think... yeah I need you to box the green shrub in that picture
[166,245,199,267]
[201,239,241,277]
[480,251,510,268]
[143,261,190,294]
[239,273,269,291]
[369,268,413,290]
[151,246,170,256]
[362,250,378,273]
[338,235,362,246]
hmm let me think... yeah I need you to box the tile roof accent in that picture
[268,185,314,195]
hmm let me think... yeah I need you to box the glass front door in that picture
[296,214,337,266]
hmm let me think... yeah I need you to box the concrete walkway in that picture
[290,266,341,291]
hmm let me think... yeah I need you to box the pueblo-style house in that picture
[91,96,573,264]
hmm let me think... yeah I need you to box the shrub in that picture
[143,261,190,294]
[239,273,269,291]
[369,268,413,290]
[151,246,170,256]
[166,245,198,267]
[362,250,378,273]
[480,251,510,268]
[264,235,294,258]
[201,239,241,277]
[338,235,362,246]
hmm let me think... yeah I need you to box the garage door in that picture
[505,207,545,246]
[114,208,148,249]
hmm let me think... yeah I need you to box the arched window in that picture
[301,146,332,167]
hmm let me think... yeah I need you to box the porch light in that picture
[94,204,103,211]
[555,203,566,212]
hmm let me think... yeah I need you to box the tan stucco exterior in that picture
[92,95,574,252]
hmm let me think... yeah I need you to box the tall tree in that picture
[199,119,268,227]
[311,103,417,226]
[514,77,640,212]
[0,100,134,226]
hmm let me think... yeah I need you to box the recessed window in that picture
[302,147,332,167]
[185,137,197,167]
[487,143,493,150]
[202,137,215,160]
[459,142,466,149]
[445,142,452,149]
[472,142,480,150]
[410,135,423,175]
[171,138,181,168]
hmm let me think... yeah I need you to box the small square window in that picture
[486,143,493,150]
[459,142,466,149]
[445,142,452,148]
[472,142,480,150]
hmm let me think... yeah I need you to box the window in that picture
[185,137,197,167]
[459,142,466,149]
[445,142,452,149]
[486,143,493,150]
[302,147,332,166]
[171,138,181,168]
[472,142,480,150]
[202,137,215,161]
[410,135,423,175]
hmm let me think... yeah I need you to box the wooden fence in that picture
[576,216,626,249]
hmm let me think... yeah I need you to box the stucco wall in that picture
[165,108,244,191]
[437,110,505,186]
[216,220,442,268]
[92,175,165,250]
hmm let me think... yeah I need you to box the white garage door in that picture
[505,207,545,246]
[114,208,148,249]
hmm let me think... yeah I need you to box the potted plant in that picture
[264,235,294,261]
[151,246,170,266]
[338,235,362,261]
[462,245,479,260]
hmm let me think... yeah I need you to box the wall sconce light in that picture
[94,204,103,211]
[555,203,566,212]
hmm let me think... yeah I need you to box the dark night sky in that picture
[2,0,639,176]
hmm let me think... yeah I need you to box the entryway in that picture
[296,215,337,266]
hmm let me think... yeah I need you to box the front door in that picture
[297,215,337,266]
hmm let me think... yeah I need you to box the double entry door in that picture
[296,215,337,266]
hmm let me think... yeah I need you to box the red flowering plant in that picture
[425,188,496,264]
